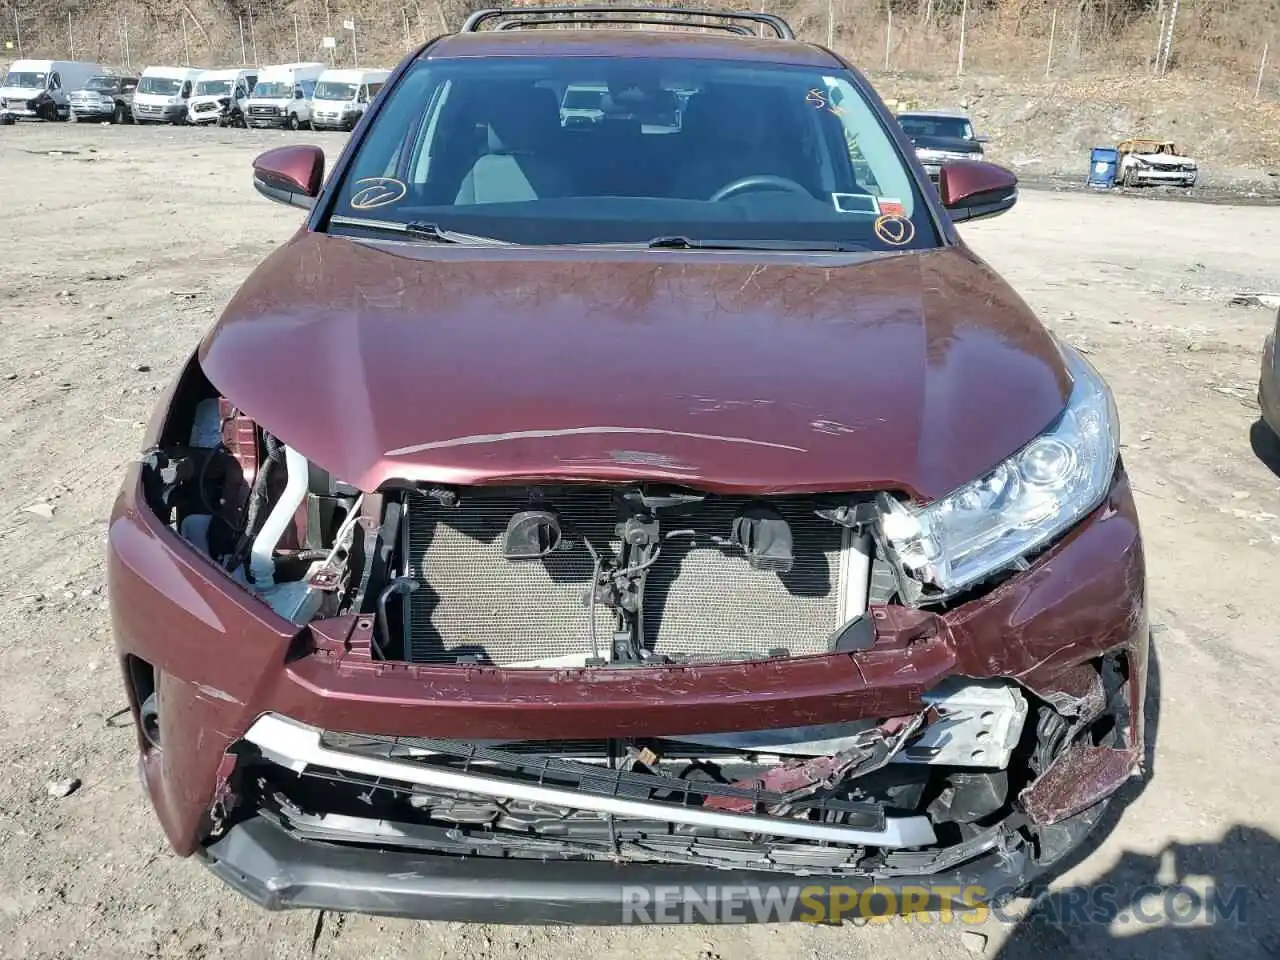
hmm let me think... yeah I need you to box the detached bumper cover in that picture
[202,802,1107,924]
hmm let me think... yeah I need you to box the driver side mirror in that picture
[938,160,1017,222]
[253,145,325,210]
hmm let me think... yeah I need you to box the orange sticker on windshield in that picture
[879,198,907,217]
[350,176,407,210]
[873,214,915,246]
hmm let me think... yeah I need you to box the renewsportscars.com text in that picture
[620,883,1249,925]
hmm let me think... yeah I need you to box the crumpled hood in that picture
[199,234,1070,501]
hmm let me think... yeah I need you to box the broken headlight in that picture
[879,345,1119,598]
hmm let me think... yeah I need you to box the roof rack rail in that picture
[461,6,796,40]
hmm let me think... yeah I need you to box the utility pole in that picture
[826,0,834,48]
[1158,0,1179,76]
[957,0,968,77]
[248,5,259,67]
[182,13,190,65]
[884,7,892,71]
[295,13,302,60]
[1257,43,1270,99]
[13,11,23,57]
[239,16,247,65]
[1046,8,1057,78]
[68,12,74,58]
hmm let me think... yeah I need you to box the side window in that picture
[49,72,61,90]
[357,84,368,104]
[181,80,192,98]
[295,86,305,99]
[124,79,137,93]
[368,82,383,99]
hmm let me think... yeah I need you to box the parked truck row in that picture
[0,59,388,130]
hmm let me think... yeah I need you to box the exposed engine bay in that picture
[142,399,914,668]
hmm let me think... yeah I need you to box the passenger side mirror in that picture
[938,160,1017,223]
[252,145,325,210]
[975,133,990,143]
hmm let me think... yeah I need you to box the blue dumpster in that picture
[1088,147,1118,188]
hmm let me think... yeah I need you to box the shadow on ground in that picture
[993,826,1280,960]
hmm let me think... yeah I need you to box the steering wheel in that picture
[709,174,811,202]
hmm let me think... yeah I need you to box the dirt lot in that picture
[0,122,1278,960]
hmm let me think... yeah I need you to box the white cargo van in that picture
[187,68,258,126]
[0,60,105,120]
[245,62,326,130]
[309,68,390,131]
[132,65,204,124]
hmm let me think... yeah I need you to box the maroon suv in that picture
[107,5,1147,923]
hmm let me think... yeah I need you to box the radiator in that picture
[405,489,863,667]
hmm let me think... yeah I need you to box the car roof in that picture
[424,28,842,68]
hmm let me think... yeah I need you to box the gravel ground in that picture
[0,122,1278,960]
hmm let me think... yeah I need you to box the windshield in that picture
[138,76,182,96]
[329,57,935,251]
[195,79,233,96]
[898,115,974,141]
[252,81,292,98]
[315,81,358,100]
[84,77,119,91]
[4,71,47,89]
[562,87,605,109]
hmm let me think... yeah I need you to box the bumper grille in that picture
[405,489,851,666]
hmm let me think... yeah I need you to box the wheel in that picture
[287,112,300,131]
[112,102,126,124]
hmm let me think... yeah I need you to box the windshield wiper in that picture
[646,236,861,252]
[329,215,510,246]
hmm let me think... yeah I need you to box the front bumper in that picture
[246,111,291,128]
[310,108,359,129]
[133,103,186,123]
[202,801,1106,924]
[1128,167,1197,186]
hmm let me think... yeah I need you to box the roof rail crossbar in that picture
[494,15,754,35]
[461,6,795,40]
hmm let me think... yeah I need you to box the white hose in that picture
[249,444,310,589]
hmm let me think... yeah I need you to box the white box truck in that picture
[309,68,390,131]
[0,60,106,121]
[131,65,204,124]
[245,62,326,130]
[187,68,259,126]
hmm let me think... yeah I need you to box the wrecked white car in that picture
[1117,139,1198,188]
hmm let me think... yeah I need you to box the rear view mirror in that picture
[938,160,1017,222]
[252,145,325,210]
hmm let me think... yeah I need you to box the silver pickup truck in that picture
[69,75,138,124]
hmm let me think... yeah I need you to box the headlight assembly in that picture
[878,345,1119,600]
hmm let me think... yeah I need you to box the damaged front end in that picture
[109,356,1147,923]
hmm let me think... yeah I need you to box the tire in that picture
[287,112,300,131]
[113,102,125,125]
